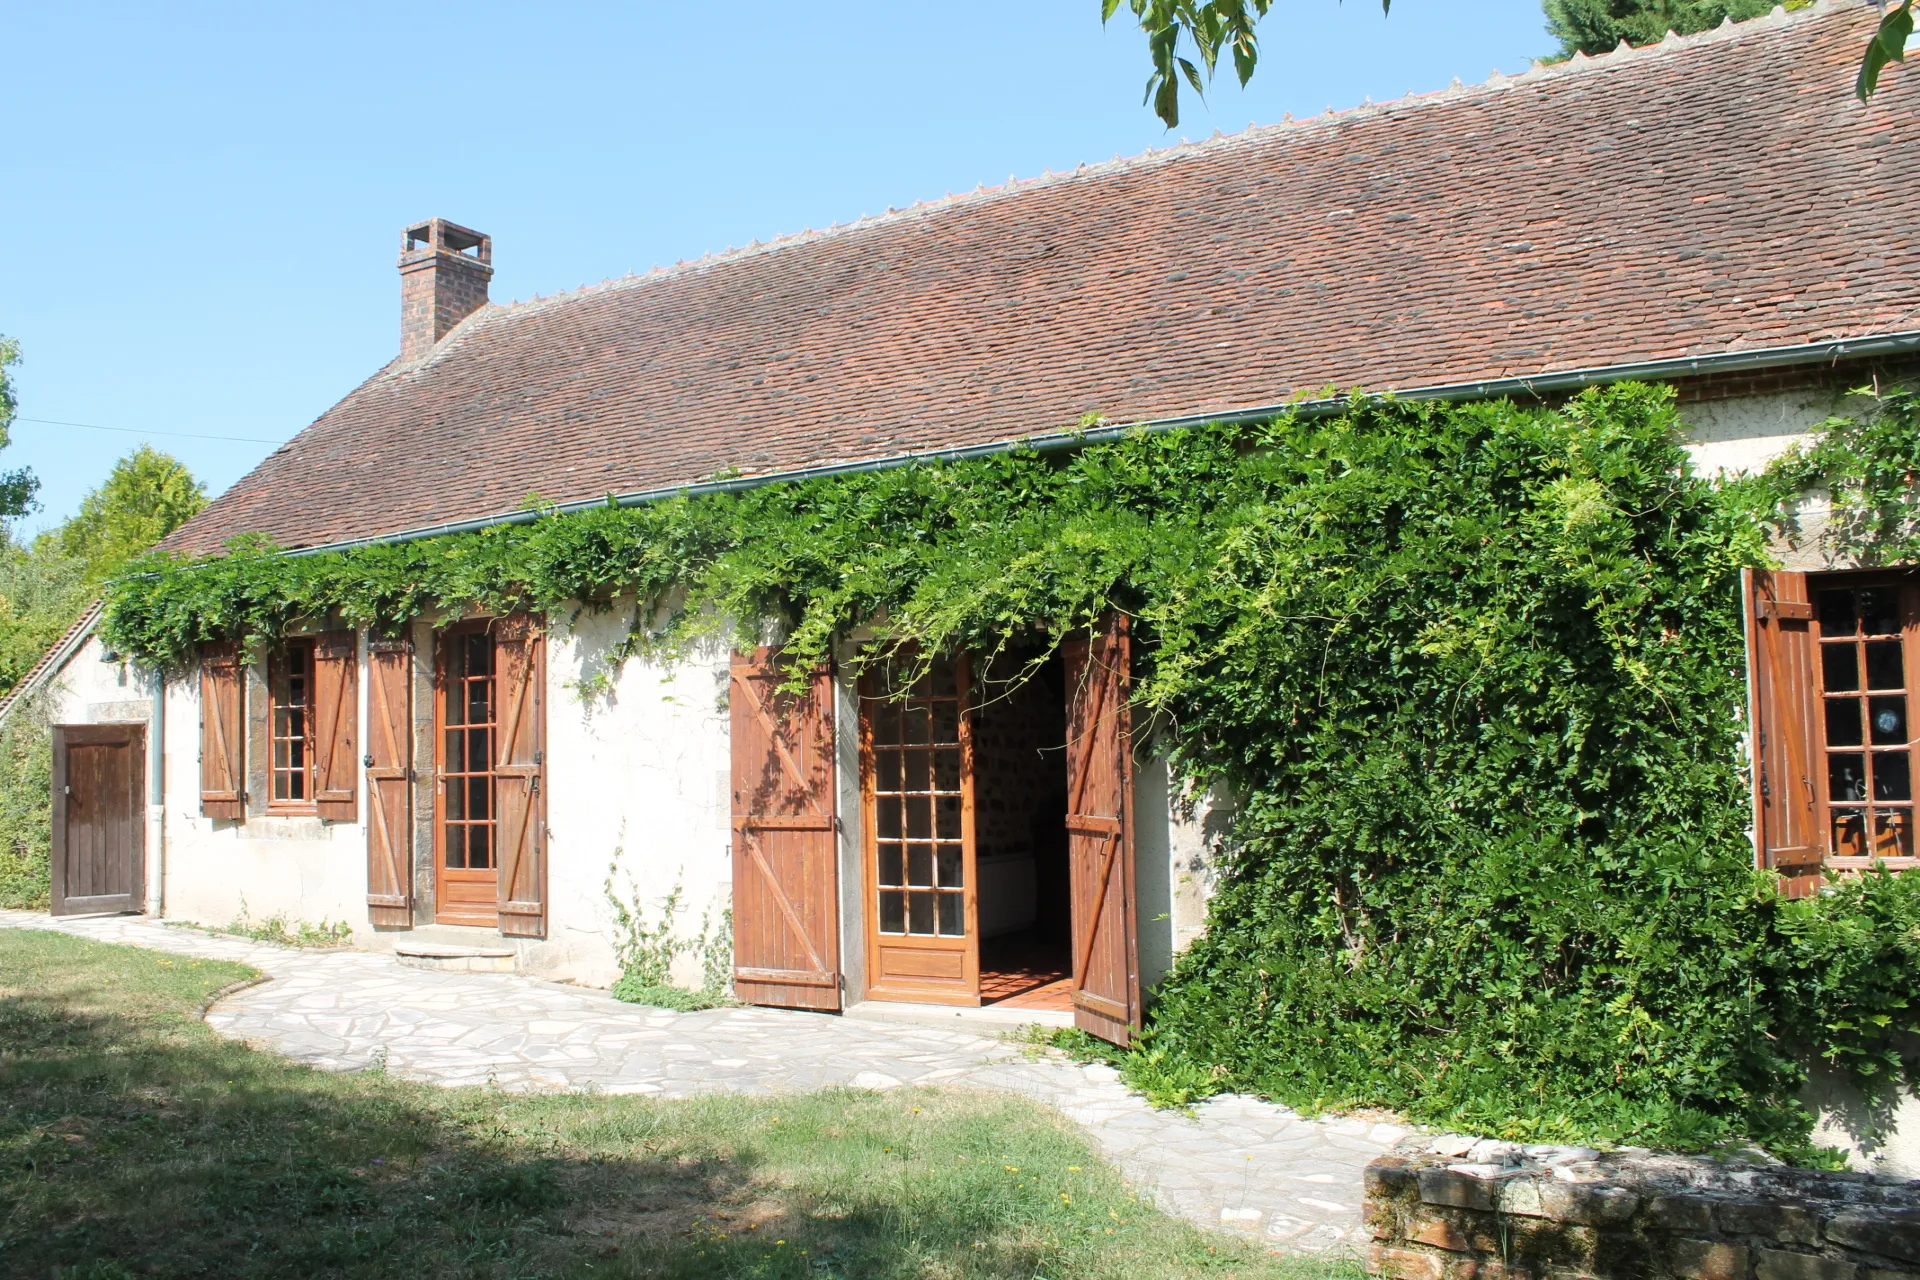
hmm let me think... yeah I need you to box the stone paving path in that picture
[0,909,1408,1253]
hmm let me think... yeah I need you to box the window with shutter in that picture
[267,638,318,812]
[1750,569,1920,895]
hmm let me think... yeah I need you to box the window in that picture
[1812,577,1918,868]
[268,638,317,810]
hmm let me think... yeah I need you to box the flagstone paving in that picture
[0,909,1408,1254]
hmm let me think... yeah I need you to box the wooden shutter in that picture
[1064,612,1141,1045]
[365,635,414,928]
[311,630,359,822]
[730,647,841,1011]
[1748,568,1824,897]
[199,640,245,821]
[493,615,547,937]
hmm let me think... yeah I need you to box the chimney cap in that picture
[401,217,491,265]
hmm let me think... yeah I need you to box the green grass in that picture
[0,929,1358,1279]
[165,910,354,948]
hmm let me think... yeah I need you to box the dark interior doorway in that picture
[970,643,1072,1010]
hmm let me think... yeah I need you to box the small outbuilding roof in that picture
[169,1,1920,556]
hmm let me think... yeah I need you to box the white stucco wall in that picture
[1675,385,1852,479]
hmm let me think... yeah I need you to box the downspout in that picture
[146,668,165,917]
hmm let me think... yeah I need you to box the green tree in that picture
[1544,0,1777,58]
[42,444,206,583]
[0,337,40,520]
[1105,0,1914,127]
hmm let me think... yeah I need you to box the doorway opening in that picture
[971,644,1072,1011]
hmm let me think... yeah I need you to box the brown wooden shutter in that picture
[1064,612,1141,1046]
[730,647,841,1011]
[365,635,414,928]
[199,640,245,821]
[311,630,359,822]
[1748,568,1824,898]
[493,615,547,937]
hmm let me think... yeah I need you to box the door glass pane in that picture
[445,730,465,772]
[904,708,930,745]
[1824,645,1861,692]
[1827,699,1865,747]
[445,778,466,821]
[1818,590,1858,637]
[1873,810,1914,859]
[446,824,467,868]
[875,750,901,791]
[907,891,934,935]
[871,706,901,746]
[469,824,492,869]
[1833,808,1868,857]
[1830,753,1867,802]
[879,890,905,933]
[1867,641,1904,691]
[938,892,965,937]
[904,750,931,792]
[936,796,962,839]
[932,698,959,745]
[1870,696,1908,746]
[1861,588,1901,637]
[878,844,904,887]
[905,796,931,838]
[934,752,961,792]
[907,844,933,887]
[936,844,963,888]
[1874,752,1911,801]
[876,797,901,840]
[468,777,491,821]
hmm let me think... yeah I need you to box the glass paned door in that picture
[861,653,979,1004]
[1814,581,1919,869]
[437,626,501,924]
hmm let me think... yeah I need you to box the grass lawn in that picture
[0,929,1359,1279]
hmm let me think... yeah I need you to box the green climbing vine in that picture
[100,382,1920,1152]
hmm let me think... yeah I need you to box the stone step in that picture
[393,941,518,974]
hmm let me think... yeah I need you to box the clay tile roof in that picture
[169,1,1920,556]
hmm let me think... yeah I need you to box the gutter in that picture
[234,328,1920,560]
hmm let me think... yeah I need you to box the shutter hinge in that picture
[530,777,540,795]
[363,753,374,769]
[533,750,543,766]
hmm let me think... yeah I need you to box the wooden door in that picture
[435,621,503,925]
[52,724,145,916]
[730,648,841,1011]
[366,635,414,928]
[1064,614,1140,1045]
[860,653,979,1005]
[1748,569,1824,897]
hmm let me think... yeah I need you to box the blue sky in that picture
[0,1,1548,538]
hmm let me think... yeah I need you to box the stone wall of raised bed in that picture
[1366,1137,1920,1280]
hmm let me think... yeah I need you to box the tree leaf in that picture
[1857,0,1914,101]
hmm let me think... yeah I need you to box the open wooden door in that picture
[52,724,145,916]
[730,648,841,1011]
[1064,613,1140,1045]
[365,635,414,928]
[494,616,548,938]
[860,653,978,1005]
[1748,569,1824,898]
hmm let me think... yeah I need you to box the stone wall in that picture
[1367,1139,1920,1280]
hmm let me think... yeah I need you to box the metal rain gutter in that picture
[247,328,1920,560]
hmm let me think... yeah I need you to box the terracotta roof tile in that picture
[169,2,1920,555]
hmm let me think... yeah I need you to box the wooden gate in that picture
[730,648,841,1011]
[1064,614,1140,1045]
[52,724,145,916]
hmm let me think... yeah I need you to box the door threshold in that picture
[844,999,1074,1032]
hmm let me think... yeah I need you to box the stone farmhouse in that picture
[23,4,1920,1057]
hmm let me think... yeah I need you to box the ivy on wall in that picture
[99,384,1920,1152]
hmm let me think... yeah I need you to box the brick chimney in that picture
[398,218,492,362]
